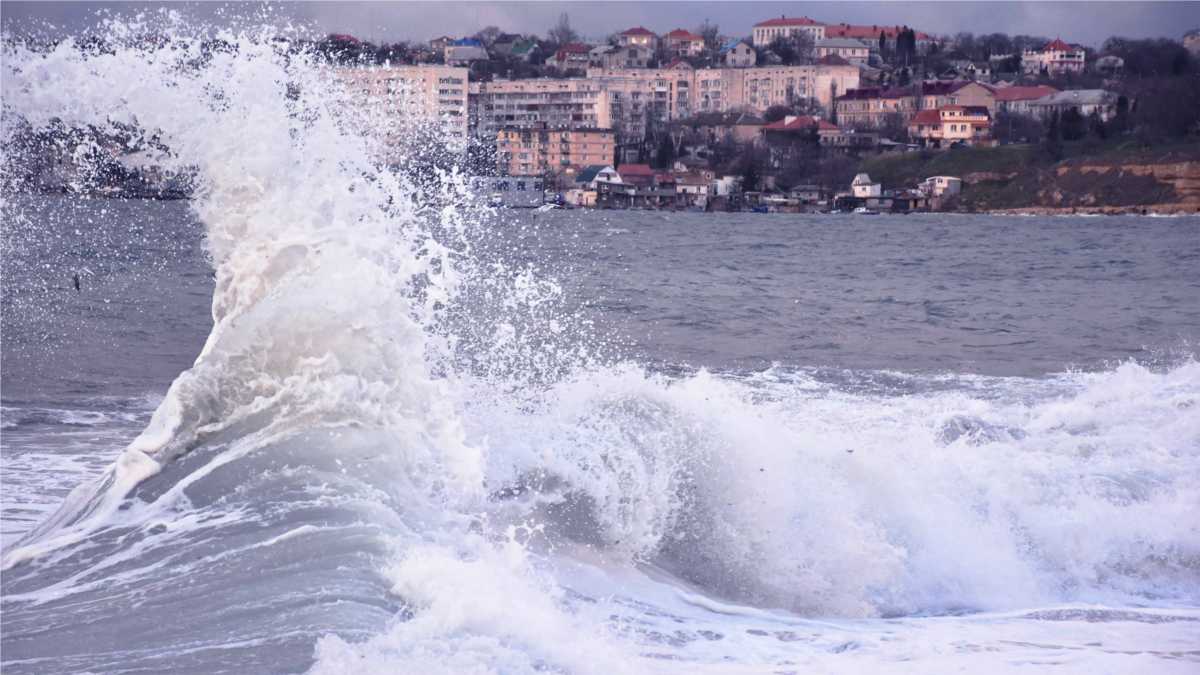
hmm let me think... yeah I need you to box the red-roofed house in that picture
[823,24,935,53]
[753,16,826,47]
[544,44,591,73]
[619,27,659,50]
[1022,39,1086,75]
[664,29,705,57]
[993,86,1061,115]
[907,105,994,147]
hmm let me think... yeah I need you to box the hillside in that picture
[859,139,1200,215]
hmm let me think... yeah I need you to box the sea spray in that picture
[2,16,1200,675]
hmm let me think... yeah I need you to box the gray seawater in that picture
[2,195,1199,673]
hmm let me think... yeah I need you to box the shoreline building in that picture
[497,125,615,176]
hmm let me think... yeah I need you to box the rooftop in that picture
[755,16,825,28]
[620,27,657,37]
[762,115,839,132]
[993,85,1061,101]
[818,54,853,66]
[825,24,933,41]
[1030,89,1117,106]
[815,37,871,48]
[689,111,768,126]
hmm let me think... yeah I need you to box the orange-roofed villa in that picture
[907,106,995,148]
[1022,39,1086,75]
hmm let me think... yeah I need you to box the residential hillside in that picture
[860,139,1200,214]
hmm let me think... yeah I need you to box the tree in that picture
[879,30,888,61]
[656,132,677,169]
[548,13,578,47]
[897,66,911,87]
[764,105,793,123]
[829,80,839,125]
[696,20,721,52]
[1043,109,1064,160]
[1061,106,1086,141]
[472,26,503,46]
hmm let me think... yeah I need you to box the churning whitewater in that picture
[3,19,1199,675]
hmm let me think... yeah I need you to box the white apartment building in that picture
[753,16,826,47]
[329,64,469,162]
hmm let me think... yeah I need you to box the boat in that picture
[753,205,771,213]
[853,207,880,215]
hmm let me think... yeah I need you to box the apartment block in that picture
[328,64,469,161]
[474,79,611,138]
[498,126,615,176]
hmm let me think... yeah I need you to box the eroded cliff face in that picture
[955,160,1200,215]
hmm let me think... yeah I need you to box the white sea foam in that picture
[2,19,1199,675]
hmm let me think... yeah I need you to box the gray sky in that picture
[3,2,1198,47]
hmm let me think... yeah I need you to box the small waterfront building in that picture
[920,175,962,197]
[851,173,881,198]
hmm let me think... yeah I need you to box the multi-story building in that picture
[663,29,705,57]
[815,37,871,65]
[473,78,611,138]
[835,86,918,127]
[993,86,1061,115]
[754,17,934,53]
[328,64,470,161]
[544,45,591,73]
[907,105,994,147]
[837,81,996,129]
[753,16,826,47]
[497,125,615,176]
[918,81,997,117]
[618,27,659,51]
[693,61,859,115]
[1022,39,1086,75]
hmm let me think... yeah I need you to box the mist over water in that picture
[2,18,1199,675]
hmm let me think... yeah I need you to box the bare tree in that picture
[547,13,578,47]
[695,20,721,52]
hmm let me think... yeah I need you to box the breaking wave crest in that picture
[2,19,1198,675]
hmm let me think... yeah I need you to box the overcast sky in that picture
[4,1,1198,48]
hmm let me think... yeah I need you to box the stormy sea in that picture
[3,20,1199,675]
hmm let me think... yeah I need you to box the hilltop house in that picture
[717,39,757,67]
[685,112,768,145]
[619,27,659,50]
[753,16,826,47]
[545,45,590,73]
[1022,39,1086,75]
[815,37,871,66]
[1087,54,1125,74]
[446,39,488,64]
[664,29,705,57]
[1028,89,1118,121]
[907,105,994,147]
[993,86,1061,115]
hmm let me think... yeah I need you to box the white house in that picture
[920,175,962,197]
[851,173,881,198]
